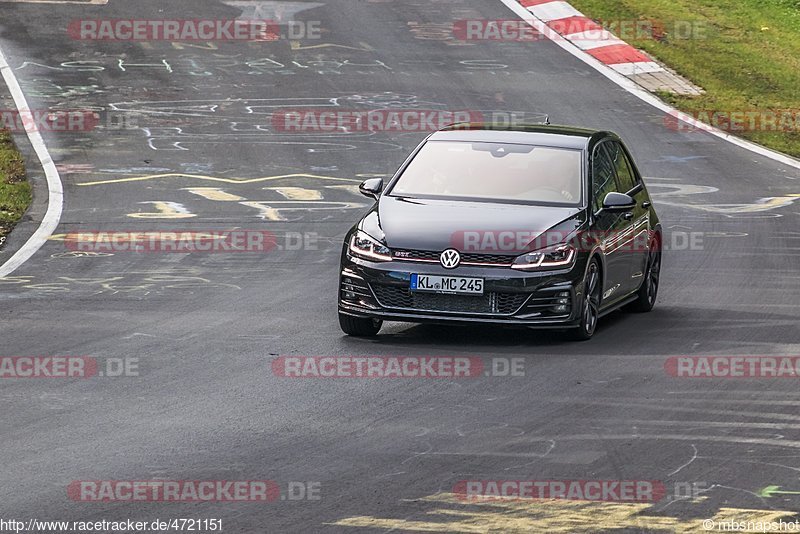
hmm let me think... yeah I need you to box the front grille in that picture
[371,285,528,315]
[393,249,514,266]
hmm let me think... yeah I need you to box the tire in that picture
[339,312,382,337]
[570,258,602,341]
[626,237,661,313]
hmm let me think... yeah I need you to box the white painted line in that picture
[608,61,664,75]
[526,1,581,22]
[0,46,64,278]
[500,0,800,171]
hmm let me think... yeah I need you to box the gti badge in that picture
[440,249,461,269]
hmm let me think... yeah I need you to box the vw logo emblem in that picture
[440,249,461,269]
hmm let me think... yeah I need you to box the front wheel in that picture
[627,238,661,313]
[570,258,602,341]
[339,313,382,337]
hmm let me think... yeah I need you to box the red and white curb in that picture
[501,0,800,170]
[520,0,663,76]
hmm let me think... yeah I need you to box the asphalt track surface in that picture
[1,1,799,532]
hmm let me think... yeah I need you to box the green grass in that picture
[0,129,31,246]
[567,0,800,157]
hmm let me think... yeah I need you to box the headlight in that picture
[512,243,575,270]
[349,230,392,262]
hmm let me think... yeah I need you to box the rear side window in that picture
[606,141,638,194]
[591,144,617,212]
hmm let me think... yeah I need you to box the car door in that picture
[605,141,650,295]
[590,142,635,305]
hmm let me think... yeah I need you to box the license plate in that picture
[410,274,484,295]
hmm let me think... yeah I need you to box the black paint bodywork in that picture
[338,125,661,330]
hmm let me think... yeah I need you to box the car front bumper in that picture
[338,253,587,328]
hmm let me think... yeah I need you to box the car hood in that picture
[361,196,585,252]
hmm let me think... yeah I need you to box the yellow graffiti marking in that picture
[184,187,246,202]
[657,194,800,214]
[77,173,360,187]
[289,41,374,51]
[239,200,365,221]
[0,272,240,294]
[61,277,124,285]
[49,232,224,244]
[239,201,284,221]
[325,184,362,196]
[0,276,31,284]
[330,493,797,533]
[171,42,219,50]
[51,251,114,259]
[268,187,324,201]
[696,194,800,214]
[19,283,71,292]
[127,201,195,219]
[650,180,800,214]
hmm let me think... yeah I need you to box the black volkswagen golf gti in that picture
[338,124,662,340]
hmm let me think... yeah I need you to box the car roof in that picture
[430,123,614,150]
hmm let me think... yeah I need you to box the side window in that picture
[606,141,638,194]
[591,144,617,212]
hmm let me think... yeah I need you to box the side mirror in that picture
[359,178,383,200]
[601,192,636,212]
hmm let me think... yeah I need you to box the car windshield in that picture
[389,140,583,205]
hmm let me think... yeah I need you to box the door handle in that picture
[641,201,652,208]
[623,212,634,220]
